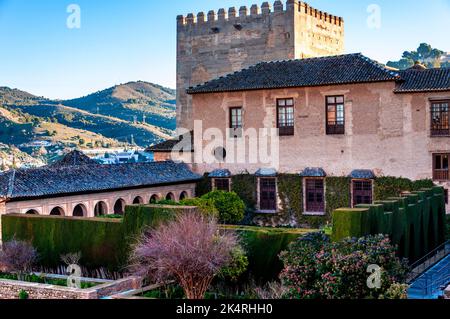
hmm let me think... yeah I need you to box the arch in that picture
[114,199,126,215]
[25,209,39,215]
[179,191,188,201]
[133,196,144,205]
[166,193,175,201]
[94,201,108,217]
[149,194,160,204]
[50,207,65,216]
[73,204,87,217]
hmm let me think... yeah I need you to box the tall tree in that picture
[387,43,447,70]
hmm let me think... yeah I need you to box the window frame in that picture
[276,98,295,136]
[213,178,231,192]
[258,177,278,212]
[352,179,373,207]
[304,178,325,214]
[433,153,449,181]
[326,95,345,135]
[229,107,243,138]
[430,100,450,137]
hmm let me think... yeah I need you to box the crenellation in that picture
[218,8,226,21]
[274,0,284,12]
[197,12,205,23]
[228,7,237,19]
[250,4,260,16]
[261,2,271,14]
[239,6,248,18]
[176,0,345,129]
[207,10,216,22]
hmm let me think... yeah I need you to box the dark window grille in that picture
[353,180,373,206]
[305,179,325,213]
[433,153,449,181]
[277,98,295,136]
[326,95,345,135]
[215,178,230,192]
[259,178,277,211]
[431,101,450,136]
[229,107,243,138]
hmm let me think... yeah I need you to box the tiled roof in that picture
[349,170,376,179]
[209,169,232,178]
[394,68,450,93]
[187,53,400,94]
[51,150,98,167]
[0,161,202,200]
[147,131,194,152]
[300,168,327,177]
[255,168,278,177]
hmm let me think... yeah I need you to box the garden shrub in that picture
[218,246,249,283]
[18,290,29,300]
[201,191,246,224]
[179,198,219,218]
[374,177,434,200]
[279,233,408,299]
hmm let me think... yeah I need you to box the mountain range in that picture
[0,81,176,167]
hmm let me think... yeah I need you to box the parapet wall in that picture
[177,1,344,28]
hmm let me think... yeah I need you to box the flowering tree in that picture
[0,239,38,280]
[128,213,240,299]
[279,233,409,299]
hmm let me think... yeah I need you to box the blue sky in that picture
[0,0,449,99]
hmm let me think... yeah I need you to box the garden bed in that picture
[0,273,100,289]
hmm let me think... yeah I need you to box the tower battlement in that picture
[176,0,345,130]
[177,1,344,28]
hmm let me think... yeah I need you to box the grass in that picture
[0,273,98,289]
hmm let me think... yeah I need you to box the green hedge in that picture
[1,216,124,271]
[2,205,313,282]
[332,186,447,262]
[374,177,434,200]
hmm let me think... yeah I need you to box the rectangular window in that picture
[259,178,277,211]
[326,95,345,135]
[277,98,295,136]
[214,178,230,192]
[305,179,325,213]
[229,107,243,138]
[433,154,449,181]
[353,180,373,207]
[431,101,450,136]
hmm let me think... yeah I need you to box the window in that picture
[229,107,243,138]
[352,180,373,206]
[259,178,277,211]
[433,154,449,181]
[305,179,325,213]
[326,96,345,135]
[431,101,450,136]
[214,178,231,192]
[277,98,295,136]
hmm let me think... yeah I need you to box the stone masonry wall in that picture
[176,0,344,130]
[0,276,142,300]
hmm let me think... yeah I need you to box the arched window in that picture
[133,196,144,205]
[73,204,87,217]
[50,207,64,216]
[166,193,175,201]
[114,199,126,215]
[25,209,39,215]
[179,191,188,201]
[94,201,108,217]
[149,195,159,204]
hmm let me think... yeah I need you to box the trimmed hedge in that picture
[332,186,447,262]
[1,215,124,270]
[2,205,313,281]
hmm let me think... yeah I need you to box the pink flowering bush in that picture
[279,233,408,299]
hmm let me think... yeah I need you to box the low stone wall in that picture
[0,276,142,300]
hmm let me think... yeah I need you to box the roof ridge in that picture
[7,169,16,198]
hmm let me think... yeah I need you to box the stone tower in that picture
[176,0,345,130]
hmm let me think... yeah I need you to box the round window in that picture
[214,147,227,162]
